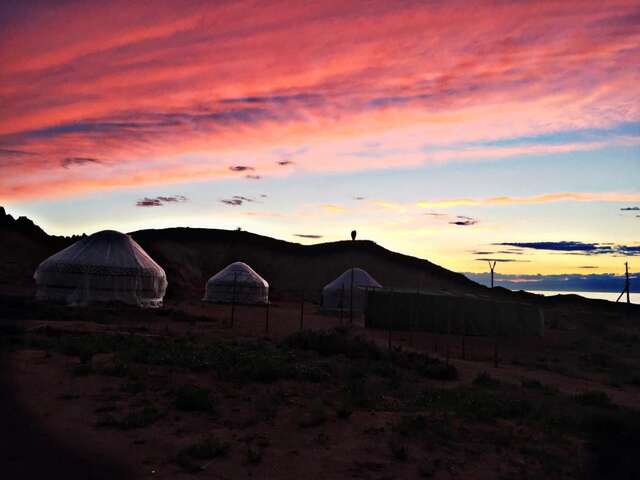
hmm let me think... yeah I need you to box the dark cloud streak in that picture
[449,215,478,226]
[496,241,640,256]
[136,195,187,207]
[294,234,323,239]
[220,195,255,206]
[61,157,103,169]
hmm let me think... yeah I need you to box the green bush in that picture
[418,388,532,422]
[246,445,263,465]
[574,390,614,409]
[299,399,327,428]
[254,390,285,421]
[417,360,458,381]
[393,414,428,437]
[175,384,217,413]
[182,436,230,460]
[97,406,161,430]
[336,401,353,419]
[119,406,161,429]
[388,440,408,461]
[521,378,558,395]
[473,372,501,388]
[283,328,381,359]
[72,362,93,376]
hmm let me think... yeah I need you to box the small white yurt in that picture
[34,230,167,307]
[322,268,382,312]
[203,261,268,304]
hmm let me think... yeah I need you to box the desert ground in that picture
[2,290,640,480]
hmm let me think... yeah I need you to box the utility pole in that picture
[349,267,354,324]
[487,260,497,288]
[230,273,237,328]
[616,262,631,304]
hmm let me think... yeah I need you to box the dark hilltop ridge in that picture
[130,227,483,300]
[0,206,636,315]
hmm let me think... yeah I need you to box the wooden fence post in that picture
[445,312,451,366]
[388,312,393,351]
[349,268,354,325]
[339,284,344,325]
[461,317,467,360]
[265,301,270,335]
[493,314,499,368]
[230,273,237,328]
[299,292,304,331]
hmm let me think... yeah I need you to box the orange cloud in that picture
[320,204,348,214]
[416,192,640,209]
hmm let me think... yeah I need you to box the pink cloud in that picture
[1,0,638,200]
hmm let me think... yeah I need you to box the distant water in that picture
[526,290,638,305]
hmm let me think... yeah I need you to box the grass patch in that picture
[299,399,327,428]
[393,413,453,443]
[587,411,640,479]
[473,372,502,388]
[71,362,93,376]
[121,381,146,394]
[417,387,532,422]
[521,378,558,395]
[176,435,230,472]
[246,445,263,465]
[416,360,458,381]
[573,390,614,409]
[342,369,374,408]
[336,401,353,419]
[393,414,428,437]
[254,389,286,422]
[388,440,408,461]
[283,327,381,359]
[175,384,217,413]
[97,405,161,430]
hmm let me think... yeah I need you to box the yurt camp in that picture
[34,230,167,307]
[322,267,382,312]
[203,261,269,304]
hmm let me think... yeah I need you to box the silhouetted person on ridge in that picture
[351,230,356,241]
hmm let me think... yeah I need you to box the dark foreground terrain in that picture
[2,208,640,478]
[2,293,640,480]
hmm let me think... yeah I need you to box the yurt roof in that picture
[323,267,382,291]
[35,230,165,277]
[207,261,268,286]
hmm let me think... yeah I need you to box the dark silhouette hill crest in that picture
[2,207,636,314]
[129,226,482,299]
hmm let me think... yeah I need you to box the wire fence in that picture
[193,282,546,368]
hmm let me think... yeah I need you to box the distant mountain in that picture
[0,207,74,292]
[464,271,637,294]
[0,206,49,238]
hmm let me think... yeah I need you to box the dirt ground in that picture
[1,293,639,479]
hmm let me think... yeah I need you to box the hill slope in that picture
[0,206,488,299]
[130,227,487,299]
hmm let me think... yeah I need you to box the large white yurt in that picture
[322,268,382,312]
[34,230,167,307]
[203,261,268,304]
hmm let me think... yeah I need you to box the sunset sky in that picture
[1,0,638,280]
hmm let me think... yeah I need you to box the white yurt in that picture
[322,268,382,312]
[203,261,268,304]
[34,230,167,307]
